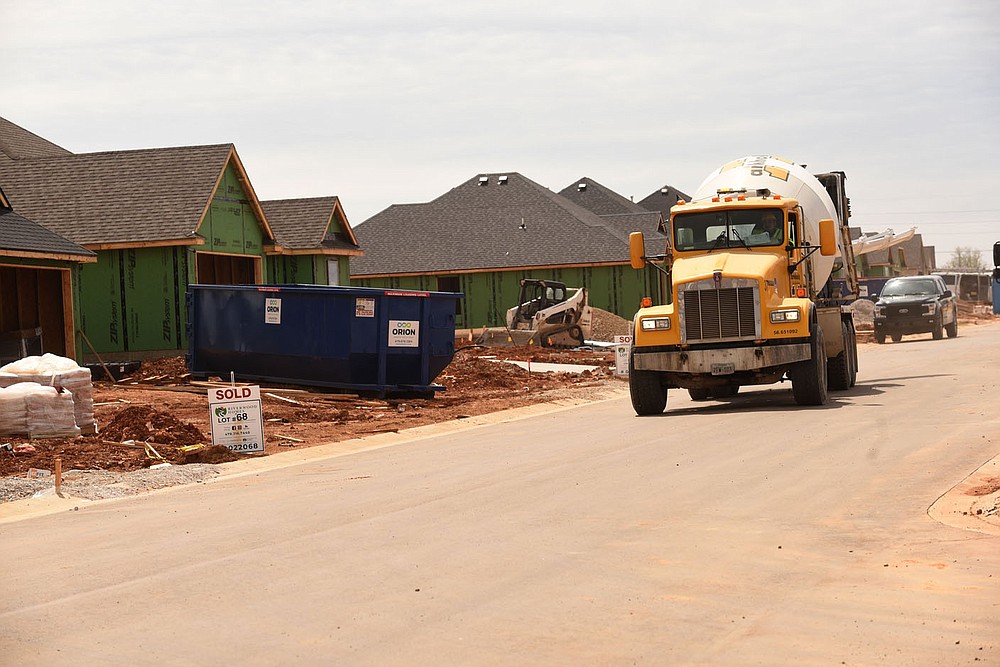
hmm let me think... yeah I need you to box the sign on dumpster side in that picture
[264,298,282,324]
[388,320,420,347]
[208,385,265,453]
[614,335,632,377]
[355,297,375,318]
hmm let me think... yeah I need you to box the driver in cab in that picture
[752,211,784,244]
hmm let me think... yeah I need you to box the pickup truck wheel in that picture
[946,316,958,338]
[629,352,667,415]
[688,388,711,401]
[713,385,739,398]
[828,321,852,391]
[875,332,886,345]
[932,313,944,340]
[791,323,829,406]
[891,333,902,343]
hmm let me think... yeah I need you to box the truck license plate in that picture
[711,363,735,375]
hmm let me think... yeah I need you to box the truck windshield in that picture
[880,279,939,297]
[673,209,785,250]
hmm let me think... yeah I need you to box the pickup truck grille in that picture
[680,284,760,342]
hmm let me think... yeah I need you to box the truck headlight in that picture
[924,303,937,315]
[875,305,885,317]
[769,309,801,323]
[640,318,671,331]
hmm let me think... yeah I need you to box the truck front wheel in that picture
[828,320,854,391]
[791,323,829,406]
[630,353,667,415]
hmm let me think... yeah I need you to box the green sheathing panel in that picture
[70,264,85,363]
[268,255,318,285]
[200,165,264,257]
[79,247,189,354]
[352,264,662,329]
[337,257,352,286]
[266,255,350,286]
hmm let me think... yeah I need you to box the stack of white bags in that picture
[0,354,95,438]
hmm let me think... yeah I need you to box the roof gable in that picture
[638,184,691,216]
[352,172,664,276]
[558,177,647,216]
[0,144,273,248]
[260,196,362,254]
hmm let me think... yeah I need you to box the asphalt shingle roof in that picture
[0,201,95,259]
[638,184,691,217]
[598,211,667,252]
[0,117,72,161]
[0,144,249,246]
[352,172,665,276]
[260,196,361,253]
[558,177,648,216]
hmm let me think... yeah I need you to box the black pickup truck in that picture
[873,274,958,343]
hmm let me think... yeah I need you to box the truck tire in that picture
[688,388,711,401]
[848,320,858,387]
[875,332,886,345]
[791,323,829,406]
[828,320,852,391]
[946,315,958,338]
[713,385,739,398]
[932,313,944,340]
[629,352,667,415]
[891,333,902,343]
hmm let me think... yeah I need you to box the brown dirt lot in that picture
[0,346,625,480]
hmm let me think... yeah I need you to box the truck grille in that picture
[681,285,759,342]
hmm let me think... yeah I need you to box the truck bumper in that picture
[633,344,811,374]
[874,315,935,336]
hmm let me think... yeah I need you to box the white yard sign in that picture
[614,335,633,377]
[208,385,265,453]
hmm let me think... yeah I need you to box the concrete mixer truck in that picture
[626,155,860,414]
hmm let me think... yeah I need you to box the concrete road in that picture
[2,324,998,666]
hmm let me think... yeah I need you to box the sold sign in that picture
[208,385,264,453]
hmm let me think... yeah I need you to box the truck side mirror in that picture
[818,218,837,256]
[993,241,1000,268]
[629,232,647,269]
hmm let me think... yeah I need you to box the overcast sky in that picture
[3,1,998,264]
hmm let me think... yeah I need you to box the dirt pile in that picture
[590,308,632,340]
[100,406,205,447]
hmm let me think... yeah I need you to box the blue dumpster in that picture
[187,284,462,395]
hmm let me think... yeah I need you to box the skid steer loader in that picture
[504,279,592,347]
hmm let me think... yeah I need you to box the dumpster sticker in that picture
[265,298,281,324]
[388,320,420,347]
[355,297,375,318]
[208,385,265,453]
